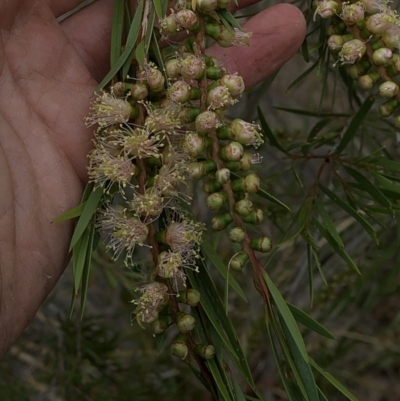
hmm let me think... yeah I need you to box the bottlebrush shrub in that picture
[56,0,400,399]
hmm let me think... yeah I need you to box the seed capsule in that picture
[250,237,272,253]
[379,81,399,98]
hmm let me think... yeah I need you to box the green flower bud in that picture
[392,54,400,73]
[242,209,264,224]
[360,0,382,14]
[208,85,236,110]
[315,0,339,19]
[181,55,206,80]
[182,132,211,157]
[168,81,193,103]
[179,106,201,123]
[206,191,227,211]
[366,13,392,35]
[197,0,218,13]
[206,67,225,80]
[382,26,400,49]
[372,47,392,65]
[220,142,244,162]
[215,168,231,184]
[111,82,133,97]
[250,237,272,253]
[328,35,345,52]
[171,338,189,360]
[175,9,200,33]
[202,179,223,194]
[165,59,182,79]
[211,212,233,231]
[225,152,255,172]
[349,60,371,79]
[152,317,170,334]
[228,119,263,148]
[379,81,399,98]
[230,251,249,271]
[130,83,148,100]
[231,173,260,193]
[195,344,216,359]
[195,110,221,134]
[177,312,196,333]
[146,67,165,92]
[160,14,179,37]
[358,71,380,89]
[187,160,217,179]
[220,74,245,97]
[178,289,201,307]
[340,2,365,25]
[327,21,346,35]
[234,198,254,216]
[339,39,366,64]
[379,99,399,117]
[229,227,246,243]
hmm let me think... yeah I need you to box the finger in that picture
[207,4,306,88]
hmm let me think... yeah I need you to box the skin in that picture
[0,0,305,356]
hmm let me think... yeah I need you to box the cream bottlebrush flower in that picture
[164,217,205,256]
[85,91,134,129]
[231,28,252,46]
[143,102,182,134]
[106,125,164,159]
[132,282,169,325]
[98,205,149,264]
[87,144,137,193]
[128,187,165,221]
[157,251,187,287]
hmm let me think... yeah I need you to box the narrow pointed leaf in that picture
[272,107,350,118]
[72,233,90,296]
[110,0,125,68]
[287,60,318,92]
[53,202,86,222]
[258,188,291,212]
[257,106,287,153]
[336,96,375,154]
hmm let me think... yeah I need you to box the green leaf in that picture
[135,41,146,67]
[344,166,392,211]
[263,272,308,361]
[201,237,247,302]
[373,173,400,194]
[287,60,318,92]
[144,6,156,53]
[312,218,361,275]
[206,359,234,401]
[309,358,360,401]
[216,9,242,30]
[153,0,168,18]
[257,188,291,212]
[72,232,90,296]
[280,316,320,401]
[374,156,400,173]
[318,183,378,244]
[287,303,335,340]
[314,197,344,248]
[53,202,86,223]
[257,106,287,154]
[231,376,248,401]
[96,0,144,90]
[69,187,103,251]
[272,107,350,118]
[302,118,332,155]
[336,96,375,154]
[110,0,125,68]
[301,36,310,63]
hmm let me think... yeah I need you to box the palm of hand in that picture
[0,2,95,353]
[0,0,305,355]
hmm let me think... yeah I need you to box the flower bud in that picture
[220,142,244,162]
[360,0,382,14]
[235,199,254,216]
[349,60,370,79]
[206,191,227,211]
[208,85,236,110]
[228,119,263,148]
[168,81,192,103]
[211,212,233,230]
[328,35,345,52]
[195,110,221,134]
[382,26,400,49]
[231,173,260,193]
[315,0,339,19]
[160,14,179,37]
[225,152,254,172]
[340,2,365,25]
[242,209,264,224]
[372,47,392,65]
[195,344,216,359]
[188,160,217,179]
[177,312,196,333]
[178,289,201,307]
[197,0,218,13]
[175,9,200,32]
[179,106,201,123]
[327,21,346,35]
[379,99,399,117]
[358,71,380,89]
[230,251,249,271]
[131,83,148,100]
[202,179,223,194]
[206,67,225,80]
[215,168,231,184]
[146,67,165,92]
[181,55,206,80]
[339,39,366,64]
[220,74,245,97]
[152,317,170,334]
[165,59,182,80]
[250,237,272,253]
[379,81,399,98]
[171,338,189,360]
[229,227,246,243]
[182,132,211,157]
[366,13,392,35]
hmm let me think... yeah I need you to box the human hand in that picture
[0,0,305,355]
